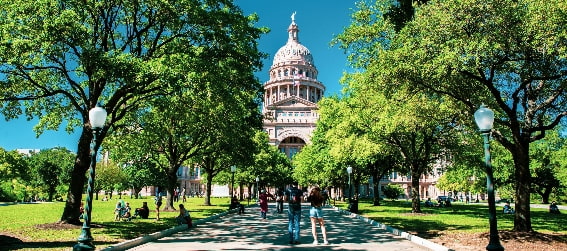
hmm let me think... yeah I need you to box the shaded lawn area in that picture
[0,196,234,251]
[335,199,567,237]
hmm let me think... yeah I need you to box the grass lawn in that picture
[1,197,566,250]
[0,196,235,251]
[333,199,567,236]
[334,199,567,250]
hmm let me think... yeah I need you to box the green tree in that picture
[0,0,266,223]
[95,159,127,200]
[336,0,567,232]
[27,147,75,201]
[530,129,565,204]
[0,149,30,201]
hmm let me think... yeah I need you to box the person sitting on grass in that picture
[122,202,132,221]
[134,201,150,219]
[425,198,434,207]
[503,202,514,214]
[176,204,192,227]
[550,201,561,214]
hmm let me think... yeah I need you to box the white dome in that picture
[273,41,314,65]
[272,22,314,66]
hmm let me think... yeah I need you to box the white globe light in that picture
[474,105,494,132]
[89,106,107,129]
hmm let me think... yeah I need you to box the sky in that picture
[0,0,357,151]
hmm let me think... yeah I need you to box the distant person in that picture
[176,204,192,227]
[155,194,163,221]
[123,202,132,221]
[425,198,434,207]
[258,189,274,219]
[114,202,124,221]
[285,182,303,245]
[306,187,328,245]
[550,201,561,214]
[134,202,150,219]
[230,196,245,214]
[275,188,285,214]
[503,202,514,214]
[321,188,330,206]
[79,202,85,220]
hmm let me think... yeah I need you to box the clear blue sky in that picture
[0,0,356,151]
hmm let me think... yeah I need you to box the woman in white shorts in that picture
[307,187,328,245]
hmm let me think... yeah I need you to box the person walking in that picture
[258,189,274,219]
[285,182,303,245]
[275,188,284,213]
[155,189,163,221]
[307,187,328,245]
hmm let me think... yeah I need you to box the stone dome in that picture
[272,21,315,66]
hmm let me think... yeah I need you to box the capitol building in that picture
[261,14,324,159]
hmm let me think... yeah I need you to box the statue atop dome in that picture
[291,11,296,23]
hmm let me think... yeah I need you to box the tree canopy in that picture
[0,0,267,223]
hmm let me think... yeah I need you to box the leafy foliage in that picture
[383,184,404,200]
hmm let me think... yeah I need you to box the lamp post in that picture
[74,106,107,251]
[230,165,236,197]
[346,166,353,201]
[255,176,260,199]
[474,105,504,251]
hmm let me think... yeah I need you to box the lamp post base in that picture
[486,243,505,251]
[73,227,95,251]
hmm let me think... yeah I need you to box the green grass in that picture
[1,197,566,250]
[334,199,567,237]
[0,196,235,250]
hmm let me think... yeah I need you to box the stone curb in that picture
[333,206,454,251]
[100,208,245,251]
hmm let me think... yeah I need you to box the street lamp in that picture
[230,165,236,197]
[256,176,260,199]
[346,166,353,201]
[74,106,107,251]
[474,105,504,251]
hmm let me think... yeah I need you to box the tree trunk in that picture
[411,168,422,213]
[371,163,381,206]
[204,175,213,206]
[59,128,92,225]
[373,180,381,206]
[163,165,178,211]
[541,188,552,204]
[513,141,533,232]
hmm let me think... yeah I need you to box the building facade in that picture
[262,15,325,159]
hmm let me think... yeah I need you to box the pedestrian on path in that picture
[155,189,163,221]
[275,188,284,213]
[285,182,303,244]
[258,189,274,219]
[307,187,328,245]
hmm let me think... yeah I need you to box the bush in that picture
[383,184,404,200]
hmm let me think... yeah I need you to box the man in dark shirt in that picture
[285,182,302,244]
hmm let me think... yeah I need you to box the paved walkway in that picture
[123,203,444,251]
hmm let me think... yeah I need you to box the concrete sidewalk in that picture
[106,203,450,251]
